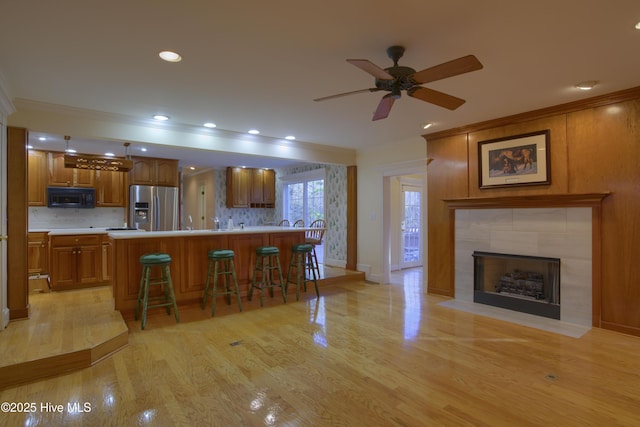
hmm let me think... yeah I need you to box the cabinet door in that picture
[49,152,74,187]
[226,167,250,208]
[155,159,179,187]
[28,150,48,206]
[51,246,76,289]
[102,241,112,282]
[130,157,155,185]
[77,244,102,285]
[48,152,95,187]
[250,169,275,207]
[263,169,276,204]
[96,169,126,207]
[251,169,265,204]
[27,233,49,275]
[74,168,95,187]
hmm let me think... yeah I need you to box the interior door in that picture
[399,185,422,269]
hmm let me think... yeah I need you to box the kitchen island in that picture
[108,226,311,317]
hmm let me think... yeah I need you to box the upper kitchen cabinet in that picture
[48,152,95,187]
[129,157,179,187]
[27,150,47,206]
[226,167,251,208]
[226,167,276,208]
[250,168,275,208]
[96,169,127,207]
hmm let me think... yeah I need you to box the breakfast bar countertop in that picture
[46,228,110,236]
[107,226,316,239]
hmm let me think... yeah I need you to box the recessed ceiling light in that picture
[140,147,148,152]
[422,123,433,130]
[575,80,598,90]
[105,152,115,157]
[159,51,182,62]
[203,122,217,128]
[189,166,196,170]
[65,148,77,153]
[38,137,46,141]
[248,129,260,135]
[285,135,296,140]
[153,114,169,121]
[26,145,33,149]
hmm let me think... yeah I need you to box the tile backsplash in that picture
[28,207,127,229]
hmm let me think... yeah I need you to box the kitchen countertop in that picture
[108,226,315,239]
[32,226,318,237]
[35,227,139,236]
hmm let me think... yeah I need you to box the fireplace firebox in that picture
[473,251,560,319]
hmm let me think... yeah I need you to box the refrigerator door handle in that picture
[154,194,160,231]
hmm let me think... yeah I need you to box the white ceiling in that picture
[1,1,639,170]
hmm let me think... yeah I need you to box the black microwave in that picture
[47,187,95,208]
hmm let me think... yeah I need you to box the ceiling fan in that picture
[314,46,483,121]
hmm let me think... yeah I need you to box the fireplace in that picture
[473,251,560,320]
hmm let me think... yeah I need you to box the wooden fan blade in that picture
[347,59,394,80]
[314,88,381,102]
[372,94,395,121]
[408,87,466,110]
[409,55,483,85]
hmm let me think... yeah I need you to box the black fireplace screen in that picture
[472,251,560,319]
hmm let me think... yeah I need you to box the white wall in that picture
[355,136,427,282]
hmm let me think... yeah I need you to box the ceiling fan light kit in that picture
[315,45,483,121]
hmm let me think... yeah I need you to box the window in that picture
[282,169,325,226]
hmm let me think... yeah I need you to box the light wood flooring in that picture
[2,267,640,426]
[0,285,128,389]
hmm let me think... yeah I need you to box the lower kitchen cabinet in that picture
[27,232,49,276]
[50,234,106,290]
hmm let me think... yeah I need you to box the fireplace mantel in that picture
[444,192,610,210]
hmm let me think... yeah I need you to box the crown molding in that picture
[423,86,640,141]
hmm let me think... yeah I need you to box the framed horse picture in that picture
[478,130,550,189]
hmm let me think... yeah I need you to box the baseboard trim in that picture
[1,307,9,330]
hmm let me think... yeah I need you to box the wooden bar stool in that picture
[135,253,180,330]
[201,249,243,316]
[305,219,325,279]
[286,243,319,301]
[248,246,286,307]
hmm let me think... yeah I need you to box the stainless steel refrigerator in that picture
[129,185,179,231]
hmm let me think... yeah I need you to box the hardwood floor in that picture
[0,285,128,389]
[1,268,640,426]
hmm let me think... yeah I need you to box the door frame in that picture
[398,180,423,270]
[0,97,12,329]
[381,159,427,285]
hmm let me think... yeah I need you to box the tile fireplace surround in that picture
[443,193,608,333]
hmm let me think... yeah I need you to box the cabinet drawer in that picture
[28,232,49,243]
[51,234,102,247]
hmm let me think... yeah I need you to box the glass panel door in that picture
[400,186,422,269]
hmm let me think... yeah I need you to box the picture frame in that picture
[478,129,550,189]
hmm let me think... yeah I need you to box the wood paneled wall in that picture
[423,87,640,336]
[7,127,29,319]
